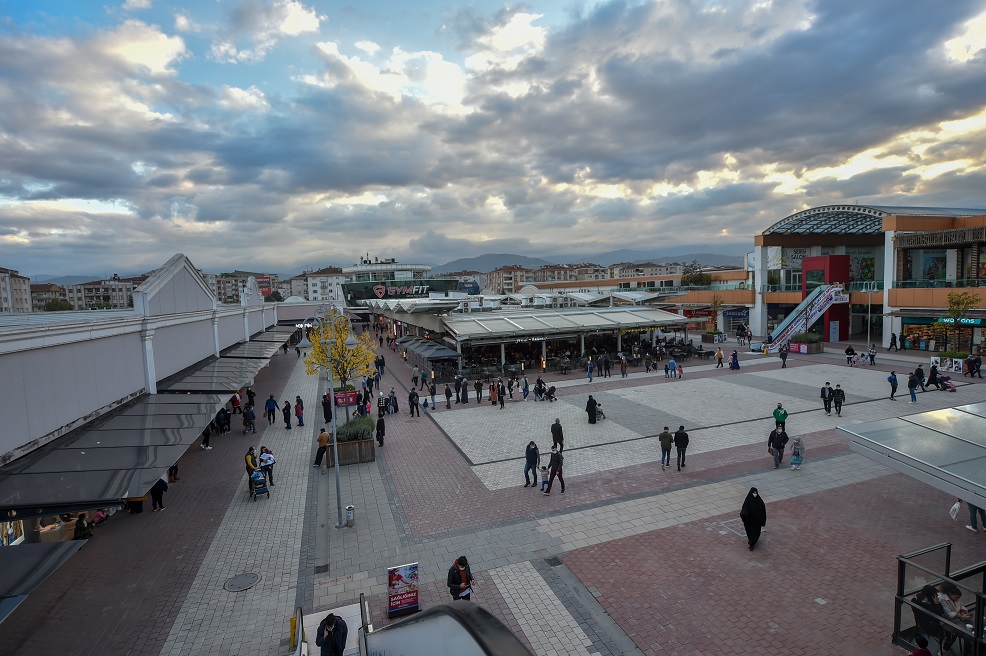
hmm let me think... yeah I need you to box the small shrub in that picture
[335,416,374,442]
[937,350,969,359]
[789,332,823,344]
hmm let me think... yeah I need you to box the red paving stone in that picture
[563,473,984,656]
[0,350,300,656]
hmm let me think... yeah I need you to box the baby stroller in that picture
[249,470,270,501]
[938,375,957,392]
[596,403,606,420]
[544,386,557,402]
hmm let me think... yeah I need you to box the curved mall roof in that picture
[762,204,986,236]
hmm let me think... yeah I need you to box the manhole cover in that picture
[224,573,261,592]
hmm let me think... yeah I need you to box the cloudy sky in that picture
[2,0,986,276]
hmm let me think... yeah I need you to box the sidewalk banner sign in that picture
[387,562,420,618]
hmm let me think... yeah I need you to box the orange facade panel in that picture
[762,291,803,304]
[669,289,754,305]
[889,287,986,308]
[882,216,955,232]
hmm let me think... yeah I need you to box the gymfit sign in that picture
[373,285,430,298]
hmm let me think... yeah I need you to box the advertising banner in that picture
[334,391,359,407]
[387,562,420,618]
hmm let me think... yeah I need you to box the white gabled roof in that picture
[443,306,686,342]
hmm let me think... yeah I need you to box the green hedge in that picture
[937,351,969,359]
[789,332,823,344]
[335,415,374,443]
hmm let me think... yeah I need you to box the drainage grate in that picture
[544,556,563,568]
[224,572,261,592]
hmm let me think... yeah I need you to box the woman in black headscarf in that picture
[585,395,598,424]
[740,487,767,550]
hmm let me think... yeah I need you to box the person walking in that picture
[820,382,833,415]
[315,613,348,656]
[376,415,386,447]
[429,382,437,409]
[475,379,483,403]
[259,446,275,486]
[845,345,856,366]
[668,357,678,379]
[231,391,242,415]
[585,395,599,424]
[460,377,469,404]
[789,436,806,470]
[674,425,689,471]
[772,403,788,431]
[313,428,330,468]
[587,359,595,382]
[768,425,788,469]
[377,391,388,418]
[282,401,292,429]
[150,476,169,512]
[242,404,257,434]
[603,355,612,378]
[716,347,724,368]
[522,375,530,401]
[447,556,475,601]
[907,372,919,403]
[420,369,429,392]
[199,424,213,450]
[779,345,788,368]
[915,365,927,392]
[497,380,506,409]
[265,395,278,425]
[888,371,899,400]
[542,446,565,494]
[408,389,420,418]
[659,426,673,471]
[523,441,540,487]
[889,332,898,351]
[454,376,462,404]
[832,384,846,417]
[729,350,740,370]
[411,365,420,390]
[867,344,877,366]
[740,487,767,550]
[322,394,332,424]
[245,446,260,490]
[620,359,628,378]
[388,387,399,414]
[966,500,986,532]
[444,383,453,409]
[550,418,564,452]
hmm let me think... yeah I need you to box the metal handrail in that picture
[893,279,985,289]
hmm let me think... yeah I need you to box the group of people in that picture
[522,433,566,494]
[887,364,949,403]
[844,344,878,366]
[657,425,690,471]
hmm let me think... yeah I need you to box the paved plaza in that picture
[3,344,985,655]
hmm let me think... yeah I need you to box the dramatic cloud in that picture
[1,0,986,277]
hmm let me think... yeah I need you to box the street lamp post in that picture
[313,305,358,529]
[864,281,878,351]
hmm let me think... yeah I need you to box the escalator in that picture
[755,283,845,353]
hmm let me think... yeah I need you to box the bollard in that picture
[346,505,355,527]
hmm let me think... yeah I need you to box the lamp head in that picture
[344,335,359,349]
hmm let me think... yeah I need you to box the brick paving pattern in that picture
[3,341,982,656]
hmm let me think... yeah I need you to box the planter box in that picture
[701,333,723,343]
[326,439,376,466]
[789,342,824,354]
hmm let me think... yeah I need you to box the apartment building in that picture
[215,271,277,304]
[304,266,345,301]
[63,275,146,310]
[0,267,31,313]
[485,266,536,294]
[30,283,66,312]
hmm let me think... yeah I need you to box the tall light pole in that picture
[313,305,358,529]
[863,281,878,350]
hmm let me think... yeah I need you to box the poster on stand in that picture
[387,562,420,618]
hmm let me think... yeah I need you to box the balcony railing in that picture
[847,281,885,292]
[761,284,802,293]
[892,279,985,289]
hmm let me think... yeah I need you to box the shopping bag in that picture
[949,500,961,520]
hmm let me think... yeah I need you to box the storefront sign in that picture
[334,391,359,406]
[373,285,430,298]
[937,317,984,326]
[788,343,809,354]
[723,309,749,318]
[387,562,420,618]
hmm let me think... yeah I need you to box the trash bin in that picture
[346,505,355,527]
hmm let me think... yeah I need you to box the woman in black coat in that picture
[740,487,767,550]
[376,416,385,447]
[585,395,598,424]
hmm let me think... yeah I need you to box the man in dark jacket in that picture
[550,418,564,452]
[447,556,475,600]
[444,384,453,409]
[408,389,420,418]
[523,441,540,487]
[673,425,689,471]
[832,384,846,417]
[820,382,834,415]
[768,424,789,469]
[315,613,348,656]
[322,394,332,424]
[914,365,927,392]
[542,446,565,494]
[659,427,673,471]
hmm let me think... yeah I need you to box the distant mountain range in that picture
[433,251,744,274]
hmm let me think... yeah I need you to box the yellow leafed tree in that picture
[303,315,377,421]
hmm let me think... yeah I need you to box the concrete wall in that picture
[0,333,144,460]
[152,321,216,380]
[218,313,243,346]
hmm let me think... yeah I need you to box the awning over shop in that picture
[0,394,224,518]
[158,358,266,393]
[400,338,461,361]
[840,403,986,507]
[443,306,686,343]
[0,541,85,624]
[222,341,285,359]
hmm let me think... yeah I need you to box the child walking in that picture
[539,466,550,491]
[790,436,806,470]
